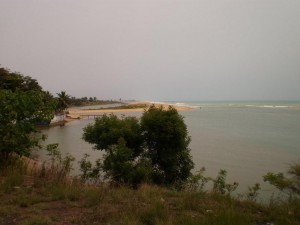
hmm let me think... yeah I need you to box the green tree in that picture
[83,114,146,186]
[101,138,147,185]
[82,105,194,187]
[0,68,55,162]
[141,105,194,186]
[56,91,70,113]
[83,114,143,157]
[0,67,42,92]
[0,67,57,108]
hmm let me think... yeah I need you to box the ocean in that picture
[42,101,300,198]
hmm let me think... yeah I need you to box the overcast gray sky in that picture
[1,0,299,101]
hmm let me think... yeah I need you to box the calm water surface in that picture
[42,102,300,197]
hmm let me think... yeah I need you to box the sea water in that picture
[42,101,300,198]
[179,101,300,195]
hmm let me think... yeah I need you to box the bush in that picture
[82,105,194,188]
[264,162,300,197]
[79,154,102,184]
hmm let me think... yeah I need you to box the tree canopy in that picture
[83,105,194,187]
[56,91,71,113]
[141,105,193,185]
[0,67,56,161]
[0,68,42,92]
[83,114,143,157]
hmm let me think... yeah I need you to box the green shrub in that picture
[82,105,194,188]
[264,162,300,197]
[212,170,238,196]
[79,154,102,184]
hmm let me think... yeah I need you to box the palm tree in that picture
[56,91,70,114]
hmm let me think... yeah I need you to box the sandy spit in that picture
[67,101,193,118]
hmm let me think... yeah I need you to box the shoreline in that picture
[64,101,193,123]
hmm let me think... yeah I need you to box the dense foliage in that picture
[0,68,42,92]
[141,106,194,185]
[83,114,143,156]
[0,68,56,161]
[83,105,194,187]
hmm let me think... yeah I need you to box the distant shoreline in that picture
[64,101,194,123]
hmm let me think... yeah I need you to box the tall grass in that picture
[0,153,299,225]
[21,216,52,225]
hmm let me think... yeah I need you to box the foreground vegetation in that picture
[0,154,299,225]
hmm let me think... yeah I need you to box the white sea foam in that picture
[244,104,289,109]
[263,105,289,108]
[146,101,295,109]
[274,106,289,108]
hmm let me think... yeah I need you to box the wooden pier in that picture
[86,115,102,119]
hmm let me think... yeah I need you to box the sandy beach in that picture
[66,101,193,120]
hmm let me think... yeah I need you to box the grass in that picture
[0,158,299,225]
[21,216,53,225]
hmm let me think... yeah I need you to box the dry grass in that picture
[0,156,299,225]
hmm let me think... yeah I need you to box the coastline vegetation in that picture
[56,91,122,112]
[1,67,299,224]
[0,67,57,160]
[81,103,148,111]
[68,96,121,107]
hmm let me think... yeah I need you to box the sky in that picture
[0,0,300,101]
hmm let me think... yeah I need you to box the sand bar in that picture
[67,101,193,117]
